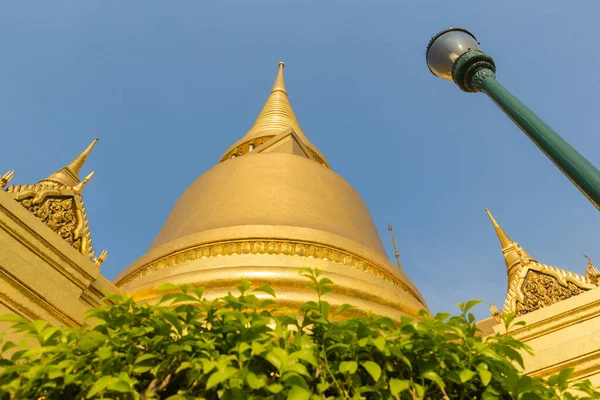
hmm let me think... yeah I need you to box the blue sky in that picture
[1,1,599,320]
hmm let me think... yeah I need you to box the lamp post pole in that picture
[427,28,600,210]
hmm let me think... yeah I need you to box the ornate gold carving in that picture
[116,239,417,298]
[516,270,584,315]
[5,183,97,262]
[486,209,600,318]
[17,196,82,251]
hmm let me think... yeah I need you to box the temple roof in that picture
[1,139,106,266]
[486,209,599,320]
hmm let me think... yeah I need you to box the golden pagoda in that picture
[2,62,600,384]
[114,63,427,318]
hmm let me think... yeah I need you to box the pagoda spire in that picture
[485,208,514,250]
[242,62,305,141]
[485,208,535,276]
[42,138,98,187]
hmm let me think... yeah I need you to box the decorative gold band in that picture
[116,239,421,301]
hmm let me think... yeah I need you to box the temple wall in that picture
[0,189,119,336]
[480,287,600,386]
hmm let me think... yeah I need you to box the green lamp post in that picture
[426,27,600,210]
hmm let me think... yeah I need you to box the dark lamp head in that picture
[426,28,480,81]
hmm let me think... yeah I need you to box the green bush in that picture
[1,268,599,399]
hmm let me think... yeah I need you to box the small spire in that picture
[241,62,304,140]
[388,224,403,270]
[485,208,535,275]
[485,208,513,249]
[272,62,287,93]
[43,138,98,187]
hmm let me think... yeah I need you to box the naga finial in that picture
[94,249,108,267]
[490,304,502,323]
[584,255,600,285]
[73,171,95,194]
[0,170,15,188]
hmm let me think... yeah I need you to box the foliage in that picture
[1,268,599,399]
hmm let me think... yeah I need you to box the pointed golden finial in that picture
[242,62,304,140]
[43,138,99,187]
[490,304,502,323]
[272,62,287,93]
[73,171,95,194]
[485,208,513,249]
[0,170,15,188]
[388,224,403,269]
[485,208,535,275]
[94,249,108,267]
[584,255,600,285]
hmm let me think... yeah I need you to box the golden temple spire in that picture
[242,62,305,141]
[485,208,535,275]
[485,208,514,250]
[272,61,287,93]
[43,138,98,187]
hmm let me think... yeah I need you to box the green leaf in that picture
[290,349,317,366]
[459,369,476,383]
[389,378,410,395]
[157,283,180,291]
[175,361,192,374]
[246,372,266,389]
[361,361,381,382]
[411,382,425,398]
[132,365,154,373]
[252,285,276,297]
[1,341,17,353]
[267,383,284,393]
[108,379,132,393]
[283,362,310,377]
[251,341,265,356]
[266,347,288,370]
[134,353,159,364]
[460,300,482,313]
[206,367,238,389]
[287,385,311,400]
[86,376,113,398]
[372,335,385,352]
[0,314,28,324]
[558,367,574,391]
[477,364,492,386]
[237,280,252,294]
[332,303,354,317]
[32,320,49,334]
[339,361,358,374]
[422,370,445,389]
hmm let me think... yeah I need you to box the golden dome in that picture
[115,64,427,318]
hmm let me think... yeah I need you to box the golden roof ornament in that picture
[0,170,15,188]
[585,255,600,284]
[243,62,303,140]
[41,137,98,187]
[4,138,102,264]
[220,63,328,166]
[486,208,599,319]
